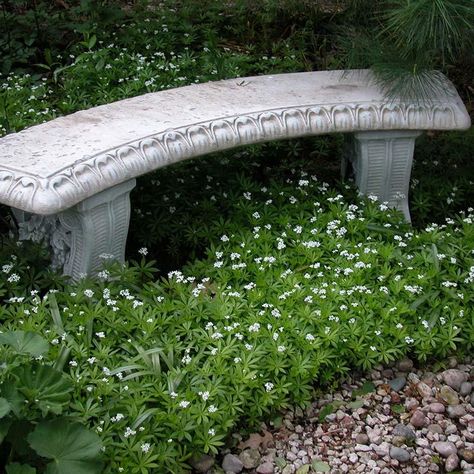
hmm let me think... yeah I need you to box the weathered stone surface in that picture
[410,410,427,428]
[441,369,468,391]
[440,385,460,405]
[447,405,467,419]
[390,446,411,462]
[459,448,474,463]
[433,441,457,458]
[389,377,406,392]
[445,453,459,472]
[190,454,215,472]
[397,358,414,373]
[460,381,472,396]
[222,454,244,473]
[239,449,261,469]
[427,402,445,413]
[416,382,433,399]
[256,461,274,474]
[392,423,416,440]
[355,433,369,445]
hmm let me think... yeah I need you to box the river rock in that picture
[392,423,416,440]
[389,377,406,392]
[410,410,427,428]
[459,448,474,463]
[445,453,459,472]
[390,446,411,462]
[222,454,244,473]
[447,404,467,418]
[239,449,261,469]
[256,462,274,474]
[428,402,445,413]
[433,441,457,458]
[416,382,433,399]
[397,358,414,372]
[190,454,215,472]
[428,424,443,434]
[441,369,467,391]
[460,381,472,396]
[440,385,460,405]
[355,433,369,445]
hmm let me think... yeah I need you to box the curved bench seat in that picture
[0,69,470,279]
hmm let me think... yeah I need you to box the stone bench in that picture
[0,69,470,280]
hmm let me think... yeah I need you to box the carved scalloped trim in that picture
[1,100,470,215]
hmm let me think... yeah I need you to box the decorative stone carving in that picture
[351,131,422,222]
[13,180,136,280]
[12,210,72,270]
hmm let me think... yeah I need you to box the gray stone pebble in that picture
[389,377,406,392]
[390,446,411,462]
[433,441,457,458]
[460,381,473,396]
[392,423,416,440]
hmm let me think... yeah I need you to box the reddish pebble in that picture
[410,410,427,428]
[428,402,446,414]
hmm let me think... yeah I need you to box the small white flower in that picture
[138,247,148,256]
[199,391,210,401]
[264,382,274,392]
[124,427,136,438]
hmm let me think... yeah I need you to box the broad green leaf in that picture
[6,463,36,474]
[312,460,330,472]
[353,381,375,397]
[391,404,406,414]
[296,464,310,474]
[318,403,334,422]
[0,331,49,357]
[0,418,12,443]
[1,385,25,417]
[13,365,72,416]
[28,419,103,474]
[275,457,287,469]
[347,399,364,410]
[0,397,11,418]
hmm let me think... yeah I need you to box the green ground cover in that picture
[0,1,473,472]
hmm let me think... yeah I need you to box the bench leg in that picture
[13,179,136,280]
[351,131,422,222]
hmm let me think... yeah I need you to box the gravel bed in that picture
[191,356,474,473]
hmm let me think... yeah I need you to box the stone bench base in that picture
[13,179,136,279]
